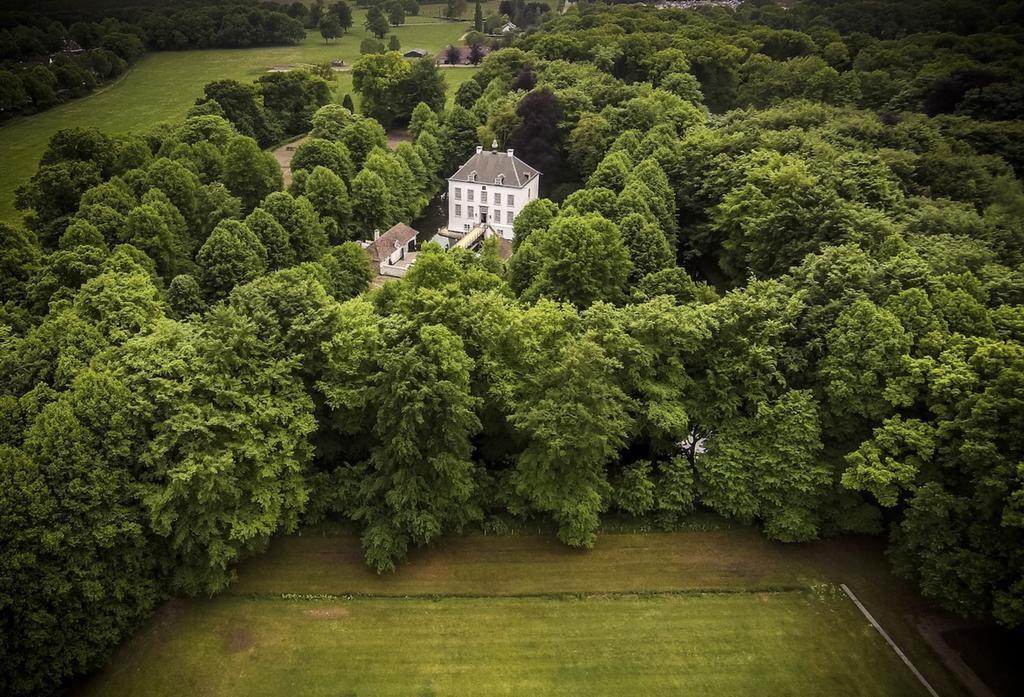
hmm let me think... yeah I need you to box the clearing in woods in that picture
[75,527,969,697]
[0,9,483,224]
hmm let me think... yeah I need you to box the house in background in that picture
[446,142,540,242]
[362,223,419,278]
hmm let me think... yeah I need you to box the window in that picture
[468,205,474,218]
[455,204,461,217]
[467,189,474,202]
[507,209,515,221]
[507,194,515,206]
[493,210,501,224]
[454,188,462,200]
[494,192,502,205]
[481,191,488,204]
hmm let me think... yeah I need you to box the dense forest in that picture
[2,0,1024,694]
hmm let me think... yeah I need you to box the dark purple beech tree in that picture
[507,87,563,183]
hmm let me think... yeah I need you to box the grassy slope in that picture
[0,10,479,224]
[77,531,967,697]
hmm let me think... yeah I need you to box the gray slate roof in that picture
[449,147,539,188]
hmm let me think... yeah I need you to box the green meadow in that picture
[0,9,482,224]
[76,531,964,697]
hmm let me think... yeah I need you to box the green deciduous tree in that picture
[349,168,390,237]
[512,198,557,250]
[107,310,316,594]
[303,166,352,244]
[340,117,388,168]
[697,390,829,541]
[511,332,632,547]
[515,214,631,308]
[320,319,482,571]
[245,206,294,270]
[196,220,268,301]
[223,136,283,212]
[711,152,857,279]
[319,14,343,43]
[317,242,373,300]
[168,274,206,318]
[311,103,358,141]
[364,4,389,39]
[261,191,329,262]
[352,51,413,128]
[619,213,673,283]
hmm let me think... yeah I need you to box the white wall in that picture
[447,176,540,241]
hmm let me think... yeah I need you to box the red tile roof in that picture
[366,223,418,271]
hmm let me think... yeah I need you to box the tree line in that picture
[522,0,1024,121]
[0,2,306,121]
[0,77,471,690]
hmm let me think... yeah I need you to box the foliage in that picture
[5,4,1024,692]
[513,214,631,308]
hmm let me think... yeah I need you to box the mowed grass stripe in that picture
[229,531,828,596]
[223,531,969,696]
[77,593,929,697]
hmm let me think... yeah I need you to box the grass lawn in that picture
[76,530,968,697]
[0,10,479,224]
[78,593,928,697]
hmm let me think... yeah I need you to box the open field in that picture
[0,10,480,224]
[76,530,971,697]
[77,593,928,697]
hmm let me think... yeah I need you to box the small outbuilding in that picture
[403,48,428,59]
[363,223,420,277]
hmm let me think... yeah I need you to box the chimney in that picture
[373,229,380,240]
[507,148,514,158]
[475,145,483,154]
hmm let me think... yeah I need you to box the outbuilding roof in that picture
[366,223,418,267]
[449,145,539,188]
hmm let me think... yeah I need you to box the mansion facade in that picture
[447,143,541,241]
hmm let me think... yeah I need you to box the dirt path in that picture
[915,615,999,697]
[386,129,412,149]
[272,135,310,188]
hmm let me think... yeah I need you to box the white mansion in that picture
[447,143,540,241]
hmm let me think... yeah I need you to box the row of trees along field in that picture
[0,1,307,120]
[2,0,1024,693]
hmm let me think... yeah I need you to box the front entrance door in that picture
[481,206,488,224]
